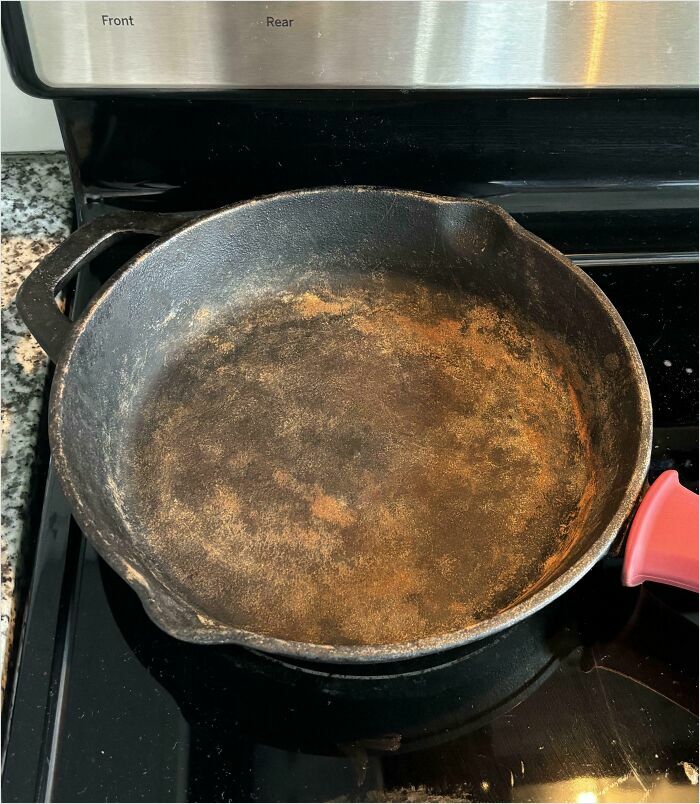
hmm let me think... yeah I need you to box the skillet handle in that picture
[16,210,186,363]
[622,470,699,593]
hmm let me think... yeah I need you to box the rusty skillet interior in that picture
[53,188,649,659]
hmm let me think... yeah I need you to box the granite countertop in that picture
[1,153,72,689]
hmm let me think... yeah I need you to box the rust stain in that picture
[566,380,593,462]
[194,307,213,323]
[127,276,602,646]
[294,291,346,318]
[514,376,600,599]
[310,492,355,526]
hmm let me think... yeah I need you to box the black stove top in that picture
[3,224,697,804]
[2,93,698,803]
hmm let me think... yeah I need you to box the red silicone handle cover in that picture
[622,470,699,593]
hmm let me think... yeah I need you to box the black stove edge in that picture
[0,470,75,800]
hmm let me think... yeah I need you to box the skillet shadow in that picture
[98,556,637,756]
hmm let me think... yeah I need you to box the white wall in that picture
[1,53,63,152]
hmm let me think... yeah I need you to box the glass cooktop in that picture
[2,200,697,801]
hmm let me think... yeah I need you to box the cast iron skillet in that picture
[17,188,668,662]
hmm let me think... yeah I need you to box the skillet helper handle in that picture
[622,470,699,592]
[16,210,185,364]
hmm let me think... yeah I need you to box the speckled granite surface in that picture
[1,153,72,689]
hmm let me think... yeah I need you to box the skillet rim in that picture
[48,186,653,662]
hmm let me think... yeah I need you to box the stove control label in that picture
[266,17,294,28]
[101,14,135,27]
